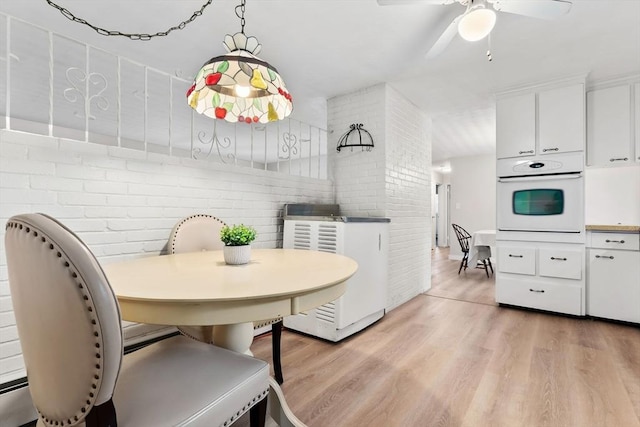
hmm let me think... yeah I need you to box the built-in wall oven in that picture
[497,152,584,235]
[495,152,586,316]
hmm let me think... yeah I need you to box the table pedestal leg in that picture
[212,322,254,355]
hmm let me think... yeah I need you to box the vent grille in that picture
[292,223,311,250]
[317,224,338,253]
[315,302,336,323]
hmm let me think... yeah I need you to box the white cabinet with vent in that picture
[283,216,389,342]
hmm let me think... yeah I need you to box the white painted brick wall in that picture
[328,84,432,311]
[384,86,432,309]
[0,129,333,384]
[328,84,387,217]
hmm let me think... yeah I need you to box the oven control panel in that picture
[497,152,584,178]
[512,159,562,173]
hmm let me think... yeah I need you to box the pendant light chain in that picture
[235,0,247,34]
[44,0,214,41]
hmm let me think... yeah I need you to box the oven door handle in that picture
[498,174,582,183]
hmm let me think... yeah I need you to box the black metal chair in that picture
[451,223,493,277]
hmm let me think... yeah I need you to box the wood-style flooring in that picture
[249,247,640,427]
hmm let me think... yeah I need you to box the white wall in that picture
[585,165,640,225]
[384,86,432,305]
[0,129,334,385]
[328,84,432,310]
[448,153,496,259]
[329,84,387,217]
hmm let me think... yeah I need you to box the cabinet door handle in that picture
[595,255,614,260]
[550,257,567,261]
[378,233,381,251]
[605,239,624,244]
[518,150,534,155]
[508,254,523,258]
[529,289,545,293]
[542,147,559,152]
[609,157,628,162]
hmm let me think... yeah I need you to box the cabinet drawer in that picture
[539,248,583,280]
[496,277,583,316]
[590,233,639,250]
[498,247,536,275]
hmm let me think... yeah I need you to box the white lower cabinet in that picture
[497,247,536,275]
[587,232,640,323]
[496,242,585,316]
[497,276,583,316]
[539,248,583,280]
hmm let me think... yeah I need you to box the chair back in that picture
[168,214,227,344]
[451,223,472,253]
[169,214,227,254]
[5,214,123,427]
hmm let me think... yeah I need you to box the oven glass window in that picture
[512,189,564,215]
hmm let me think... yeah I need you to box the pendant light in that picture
[187,0,293,124]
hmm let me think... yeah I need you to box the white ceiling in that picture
[1,0,639,165]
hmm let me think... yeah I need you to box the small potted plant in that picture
[220,224,257,265]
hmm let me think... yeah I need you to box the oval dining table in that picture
[103,248,358,427]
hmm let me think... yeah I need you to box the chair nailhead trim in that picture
[7,218,104,427]
[217,387,270,427]
[170,214,226,254]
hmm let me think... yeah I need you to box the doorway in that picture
[435,184,450,247]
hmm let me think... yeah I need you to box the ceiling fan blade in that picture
[377,0,457,5]
[491,0,572,20]
[425,13,464,59]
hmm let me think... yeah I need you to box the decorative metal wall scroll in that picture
[336,123,374,153]
[280,132,299,160]
[64,67,109,120]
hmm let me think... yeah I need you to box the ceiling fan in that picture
[377,0,572,59]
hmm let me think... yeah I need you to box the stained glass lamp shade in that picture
[187,32,293,124]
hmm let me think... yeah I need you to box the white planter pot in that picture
[223,245,251,265]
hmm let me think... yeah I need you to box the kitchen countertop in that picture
[586,225,640,232]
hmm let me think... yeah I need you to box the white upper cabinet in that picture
[538,84,585,155]
[496,82,585,159]
[587,84,633,166]
[496,93,536,159]
[635,82,640,163]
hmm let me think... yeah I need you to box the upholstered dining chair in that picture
[5,213,269,427]
[451,223,493,277]
[169,214,286,385]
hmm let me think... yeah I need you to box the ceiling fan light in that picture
[458,8,497,42]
